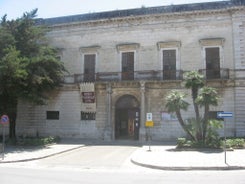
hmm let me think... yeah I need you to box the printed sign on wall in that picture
[80,83,96,112]
[161,111,177,121]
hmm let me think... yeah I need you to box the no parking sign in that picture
[1,115,9,125]
[1,114,9,160]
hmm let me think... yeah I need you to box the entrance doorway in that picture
[115,95,140,140]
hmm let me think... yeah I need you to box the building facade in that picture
[15,0,245,141]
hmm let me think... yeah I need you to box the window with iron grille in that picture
[81,112,96,120]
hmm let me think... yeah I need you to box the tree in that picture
[184,71,204,117]
[184,71,204,140]
[165,71,219,144]
[196,86,219,140]
[165,90,195,140]
[0,9,66,139]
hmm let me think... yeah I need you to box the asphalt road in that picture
[1,166,245,184]
[37,144,140,170]
[1,145,245,184]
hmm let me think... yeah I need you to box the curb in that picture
[0,145,84,164]
[130,158,245,171]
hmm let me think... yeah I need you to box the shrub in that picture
[177,137,245,149]
[223,138,245,149]
[16,136,60,146]
[176,138,187,148]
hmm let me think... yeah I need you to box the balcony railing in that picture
[63,70,183,83]
[198,68,230,80]
[62,68,245,84]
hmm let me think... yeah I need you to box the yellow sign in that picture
[145,121,154,127]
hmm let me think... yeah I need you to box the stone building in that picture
[15,0,245,141]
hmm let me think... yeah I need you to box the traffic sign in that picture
[217,112,233,119]
[146,113,152,121]
[145,121,154,127]
[0,115,9,125]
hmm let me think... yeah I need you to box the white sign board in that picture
[146,113,152,121]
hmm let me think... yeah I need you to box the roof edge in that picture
[36,0,245,26]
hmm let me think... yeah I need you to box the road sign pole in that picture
[147,127,151,152]
[224,120,227,164]
[217,112,233,165]
[1,114,9,160]
[2,125,5,160]
[145,113,153,152]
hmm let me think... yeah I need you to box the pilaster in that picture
[104,82,113,140]
[139,81,146,142]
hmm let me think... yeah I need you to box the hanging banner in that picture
[80,82,96,112]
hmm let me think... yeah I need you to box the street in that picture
[1,144,245,184]
[1,166,245,184]
[37,144,139,170]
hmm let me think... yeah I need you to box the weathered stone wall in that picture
[15,4,245,140]
[16,81,237,140]
[16,85,106,139]
[47,10,235,74]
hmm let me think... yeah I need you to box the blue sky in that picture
[0,0,225,19]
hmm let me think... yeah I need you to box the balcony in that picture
[61,68,245,85]
[198,68,230,80]
[63,70,184,83]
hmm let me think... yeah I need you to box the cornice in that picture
[79,45,101,53]
[47,5,244,31]
[116,43,140,52]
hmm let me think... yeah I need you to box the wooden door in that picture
[163,50,176,80]
[122,52,134,80]
[84,54,95,82]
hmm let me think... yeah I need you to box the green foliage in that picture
[184,71,204,90]
[166,91,196,141]
[185,118,202,140]
[165,90,189,112]
[165,71,220,145]
[0,9,66,105]
[14,136,60,146]
[196,87,219,107]
[223,138,245,149]
[205,119,223,148]
[0,10,66,137]
[176,138,187,148]
[177,137,245,149]
[184,71,204,111]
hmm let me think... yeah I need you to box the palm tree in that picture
[184,71,204,140]
[165,90,196,141]
[196,86,219,141]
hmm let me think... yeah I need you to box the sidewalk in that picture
[130,145,245,170]
[0,142,85,163]
[1,140,245,170]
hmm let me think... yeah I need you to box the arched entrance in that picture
[115,95,140,140]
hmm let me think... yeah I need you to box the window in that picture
[205,47,220,79]
[81,112,96,120]
[84,54,96,82]
[116,43,139,81]
[162,49,177,80]
[157,41,181,80]
[121,52,134,80]
[199,38,225,79]
[46,111,59,120]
